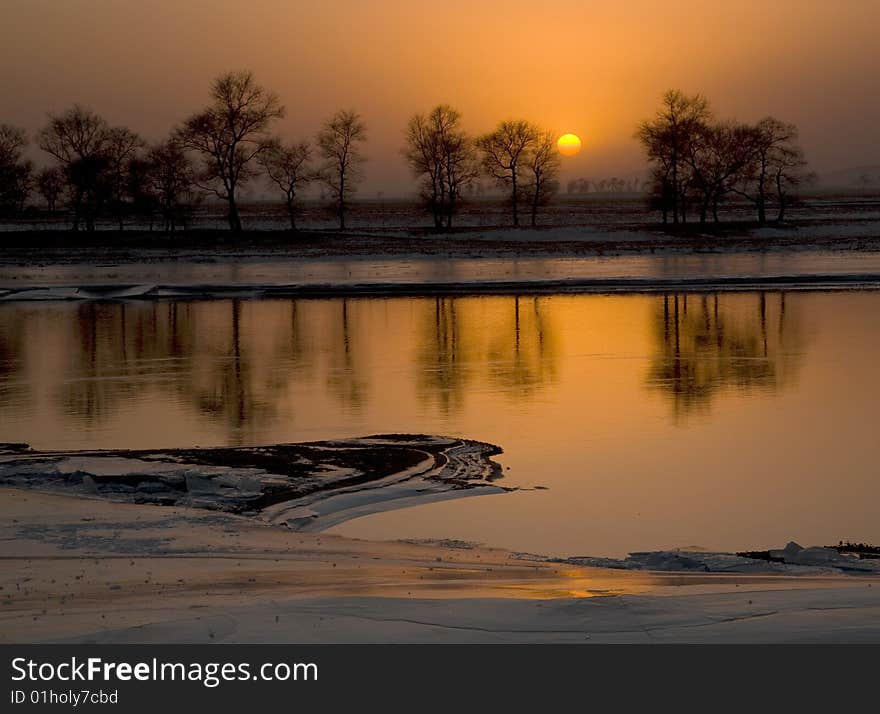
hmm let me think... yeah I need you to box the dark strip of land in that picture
[3,225,880,263]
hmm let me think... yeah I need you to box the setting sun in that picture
[557,133,582,157]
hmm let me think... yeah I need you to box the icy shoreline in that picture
[515,542,880,576]
[1,440,876,577]
[4,272,880,302]
[0,437,506,532]
[2,487,878,643]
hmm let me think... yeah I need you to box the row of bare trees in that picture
[637,90,814,225]
[175,72,368,232]
[1,71,367,232]
[403,106,561,228]
[34,110,195,231]
[5,78,817,233]
[5,82,562,232]
[1,110,196,231]
[0,125,36,215]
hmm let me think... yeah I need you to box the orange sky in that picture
[3,0,879,194]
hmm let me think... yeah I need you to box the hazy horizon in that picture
[3,0,879,196]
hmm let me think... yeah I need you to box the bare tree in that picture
[686,121,754,224]
[125,157,158,229]
[37,106,111,230]
[476,120,539,226]
[36,166,64,212]
[403,112,444,227]
[259,139,312,230]
[403,105,478,229]
[317,110,366,230]
[105,126,145,230]
[178,70,285,232]
[771,142,813,222]
[636,90,710,224]
[734,118,802,224]
[146,138,196,232]
[0,124,33,214]
[523,129,561,227]
[0,124,27,168]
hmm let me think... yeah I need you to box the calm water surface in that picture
[0,291,877,557]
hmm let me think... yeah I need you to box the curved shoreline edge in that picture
[3,273,880,302]
[0,436,507,532]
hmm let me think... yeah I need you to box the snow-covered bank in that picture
[515,542,880,576]
[4,245,880,300]
[4,272,880,302]
[2,489,877,644]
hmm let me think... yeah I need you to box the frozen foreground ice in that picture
[522,541,880,575]
[1,487,878,644]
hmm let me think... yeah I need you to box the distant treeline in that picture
[637,90,813,225]
[566,177,647,194]
[0,75,812,232]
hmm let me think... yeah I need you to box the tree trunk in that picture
[338,173,346,231]
[671,155,679,225]
[776,173,786,222]
[511,170,519,227]
[438,180,447,230]
[227,193,242,232]
[287,195,296,231]
[757,165,767,225]
[72,188,83,231]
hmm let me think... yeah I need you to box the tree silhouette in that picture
[0,124,33,214]
[259,138,313,230]
[37,106,112,230]
[36,166,64,212]
[523,129,561,227]
[403,105,478,229]
[145,137,196,232]
[317,110,366,231]
[476,120,539,226]
[771,140,814,221]
[636,90,710,225]
[104,126,145,230]
[178,70,284,232]
[638,94,812,226]
[685,121,754,224]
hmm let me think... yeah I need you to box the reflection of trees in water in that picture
[324,299,368,412]
[418,298,465,414]
[647,292,805,419]
[0,308,33,417]
[0,295,561,437]
[488,296,557,392]
[54,300,313,443]
[417,296,558,414]
[60,302,197,425]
